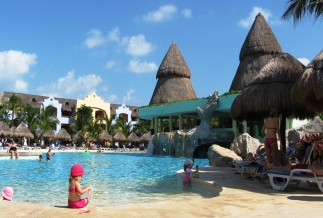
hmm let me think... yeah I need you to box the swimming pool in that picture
[0,152,210,207]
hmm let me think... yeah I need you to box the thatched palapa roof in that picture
[127,132,140,143]
[98,131,112,142]
[292,50,323,114]
[149,42,197,105]
[55,128,71,141]
[140,131,151,143]
[15,122,34,139]
[113,132,126,142]
[230,13,282,91]
[231,53,315,120]
[72,132,84,142]
[0,121,11,137]
[43,130,56,139]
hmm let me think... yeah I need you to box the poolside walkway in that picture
[1,167,323,217]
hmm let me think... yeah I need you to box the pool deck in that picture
[1,166,323,217]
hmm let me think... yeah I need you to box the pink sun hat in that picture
[70,164,85,177]
[2,187,14,201]
[184,160,192,166]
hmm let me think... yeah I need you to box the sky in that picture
[0,1,322,107]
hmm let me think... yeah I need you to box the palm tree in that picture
[38,105,60,143]
[282,0,323,23]
[2,93,24,127]
[69,105,93,136]
[132,118,151,137]
[19,103,39,133]
[112,117,131,137]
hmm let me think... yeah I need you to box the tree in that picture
[132,118,151,136]
[70,105,93,136]
[1,93,24,127]
[38,105,60,142]
[112,117,131,137]
[282,0,323,24]
[19,103,39,133]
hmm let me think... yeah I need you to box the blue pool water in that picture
[0,153,210,207]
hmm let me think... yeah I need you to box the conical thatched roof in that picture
[231,53,314,120]
[72,132,84,142]
[292,50,323,114]
[140,131,151,143]
[98,131,112,142]
[43,130,56,139]
[0,121,11,137]
[55,128,71,141]
[113,132,127,142]
[149,42,197,105]
[127,132,140,143]
[230,13,282,91]
[15,122,34,139]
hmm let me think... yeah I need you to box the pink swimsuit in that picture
[68,188,87,208]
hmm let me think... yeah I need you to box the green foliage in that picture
[70,105,94,136]
[38,105,60,138]
[282,0,323,24]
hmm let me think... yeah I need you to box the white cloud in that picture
[37,71,102,98]
[181,9,192,18]
[84,29,105,48]
[126,34,154,57]
[14,80,28,92]
[298,57,310,66]
[0,50,37,79]
[142,4,177,23]
[105,60,117,69]
[107,27,128,46]
[0,50,37,92]
[108,94,118,103]
[122,89,135,104]
[128,58,158,74]
[238,7,272,28]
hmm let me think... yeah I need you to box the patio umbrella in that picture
[15,122,34,139]
[291,50,323,114]
[140,131,151,143]
[43,130,56,139]
[231,52,315,151]
[55,128,71,141]
[127,132,140,143]
[0,121,11,137]
[72,131,84,142]
[98,131,112,143]
[113,132,127,142]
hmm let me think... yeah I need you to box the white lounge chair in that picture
[267,168,323,192]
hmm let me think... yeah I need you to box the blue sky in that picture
[0,1,322,106]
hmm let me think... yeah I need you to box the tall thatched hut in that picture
[149,42,197,105]
[230,13,282,91]
[292,50,323,114]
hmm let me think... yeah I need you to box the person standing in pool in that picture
[183,159,196,186]
[46,148,55,162]
[68,164,92,212]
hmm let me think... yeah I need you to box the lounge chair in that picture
[232,161,262,176]
[267,168,323,192]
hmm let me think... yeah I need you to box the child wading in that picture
[183,159,195,186]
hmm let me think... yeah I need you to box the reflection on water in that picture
[0,153,210,207]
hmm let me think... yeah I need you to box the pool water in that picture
[0,153,210,207]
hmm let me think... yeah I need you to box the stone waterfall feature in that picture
[146,91,235,157]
